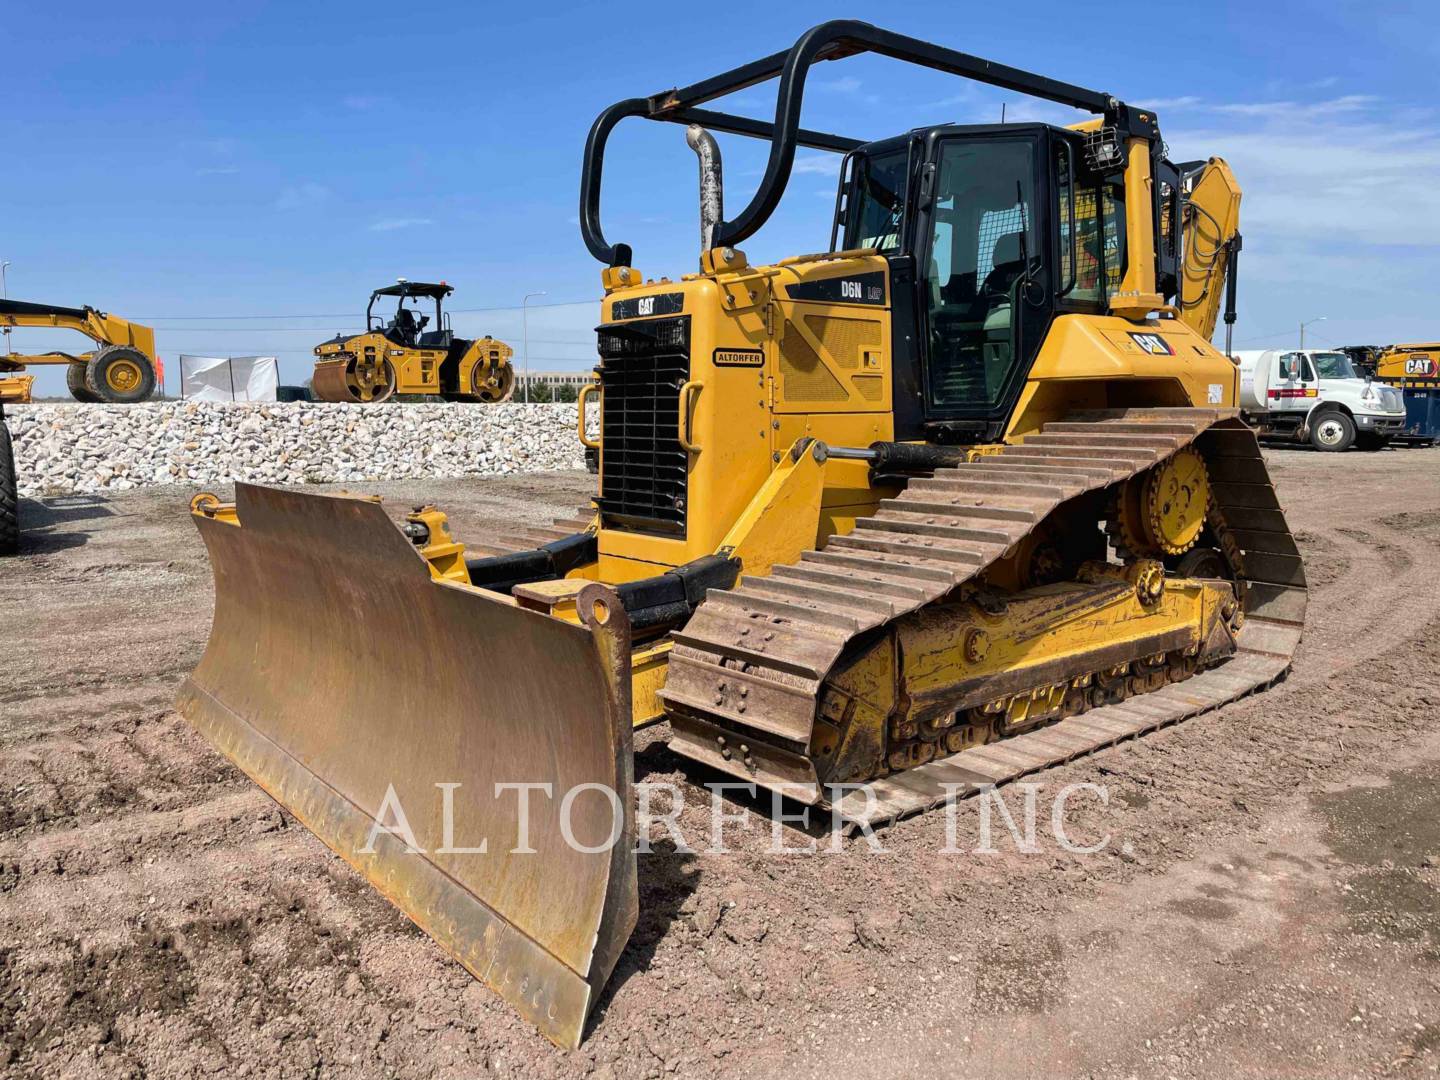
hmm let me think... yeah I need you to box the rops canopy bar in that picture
[579,19,1155,266]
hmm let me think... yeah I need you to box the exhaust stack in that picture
[685,124,724,257]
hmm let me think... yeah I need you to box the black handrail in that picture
[579,19,1155,267]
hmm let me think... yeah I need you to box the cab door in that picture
[913,131,1051,428]
[1274,352,1312,414]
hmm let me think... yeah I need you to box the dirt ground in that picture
[2,445,1439,1080]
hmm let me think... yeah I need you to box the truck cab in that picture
[1233,347,1406,450]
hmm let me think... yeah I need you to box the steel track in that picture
[657,409,1307,830]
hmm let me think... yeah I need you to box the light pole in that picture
[521,291,547,403]
[1299,316,1326,349]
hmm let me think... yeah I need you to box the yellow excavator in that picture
[311,280,515,402]
[179,22,1303,1048]
[0,299,160,403]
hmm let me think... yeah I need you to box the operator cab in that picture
[836,123,1180,440]
[580,21,1204,445]
[365,281,455,349]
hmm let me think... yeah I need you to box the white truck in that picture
[1232,348,1407,451]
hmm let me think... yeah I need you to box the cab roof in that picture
[372,281,453,299]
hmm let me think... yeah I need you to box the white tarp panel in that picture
[180,355,280,402]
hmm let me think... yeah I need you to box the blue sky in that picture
[5,1,1438,395]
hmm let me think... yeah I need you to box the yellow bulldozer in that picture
[311,280,515,402]
[0,299,161,403]
[179,22,1304,1048]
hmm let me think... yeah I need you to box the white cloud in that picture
[1208,93,1379,118]
[1139,95,1204,110]
[738,153,842,180]
[368,217,433,232]
[1128,92,1375,119]
[792,154,840,176]
[917,85,982,112]
[191,137,241,177]
[976,98,1087,126]
[275,182,331,211]
[720,94,768,112]
[343,94,390,110]
[1165,96,1440,247]
[814,75,877,105]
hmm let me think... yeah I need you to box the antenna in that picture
[1001,102,1007,123]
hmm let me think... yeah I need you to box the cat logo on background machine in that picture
[1374,342,1440,445]
[179,21,1304,1046]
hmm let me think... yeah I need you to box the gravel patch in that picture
[7,401,588,495]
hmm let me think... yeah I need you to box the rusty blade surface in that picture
[177,483,637,1048]
[310,359,360,402]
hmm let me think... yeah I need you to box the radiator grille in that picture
[595,317,690,534]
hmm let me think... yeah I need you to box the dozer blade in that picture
[177,483,637,1048]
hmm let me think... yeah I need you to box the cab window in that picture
[1056,142,1104,305]
[1056,142,1122,304]
[1310,351,1357,379]
[1278,352,1314,381]
[1100,183,1125,292]
[843,148,909,252]
[922,139,1040,411]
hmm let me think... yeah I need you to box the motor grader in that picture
[179,22,1305,1049]
[0,299,160,402]
[311,280,515,403]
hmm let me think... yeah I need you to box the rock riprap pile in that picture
[7,401,590,496]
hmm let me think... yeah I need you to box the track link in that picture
[659,409,1307,829]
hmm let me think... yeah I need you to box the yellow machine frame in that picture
[178,21,1303,1051]
[0,300,159,403]
[310,281,515,403]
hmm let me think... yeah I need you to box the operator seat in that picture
[982,233,1025,299]
[388,307,420,346]
[980,231,1023,400]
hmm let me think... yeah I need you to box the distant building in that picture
[514,370,594,391]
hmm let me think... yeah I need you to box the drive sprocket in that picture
[1107,447,1210,559]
